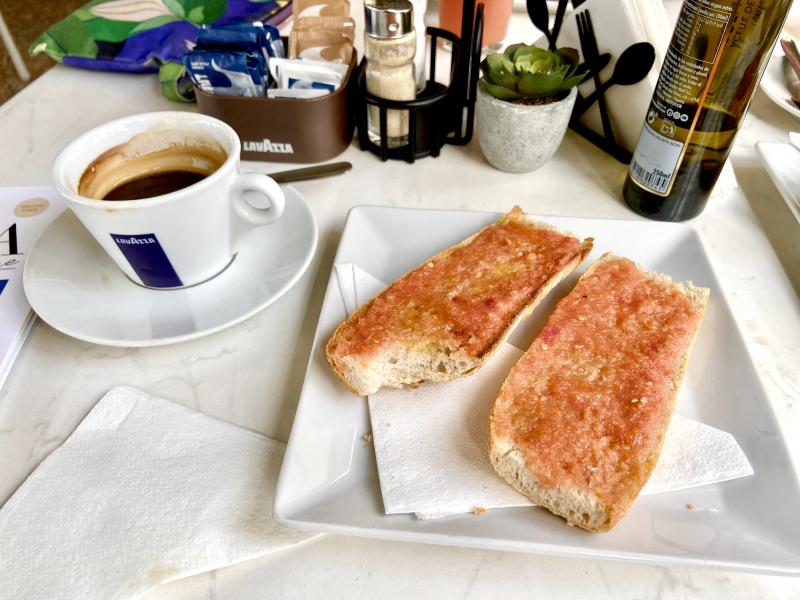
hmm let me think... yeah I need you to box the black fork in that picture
[576,10,615,144]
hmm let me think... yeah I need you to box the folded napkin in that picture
[335,263,754,520]
[0,387,318,600]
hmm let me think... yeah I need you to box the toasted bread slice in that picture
[488,253,709,532]
[326,207,593,396]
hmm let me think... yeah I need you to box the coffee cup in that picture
[53,111,285,289]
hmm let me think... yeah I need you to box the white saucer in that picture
[23,186,317,347]
[759,13,800,121]
[760,50,800,121]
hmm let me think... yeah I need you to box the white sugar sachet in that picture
[336,263,754,520]
[0,387,318,599]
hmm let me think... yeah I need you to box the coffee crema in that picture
[78,125,228,201]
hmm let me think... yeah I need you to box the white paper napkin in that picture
[335,263,754,520]
[370,344,534,519]
[369,352,755,519]
[0,387,318,600]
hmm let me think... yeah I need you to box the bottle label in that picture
[629,0,733,196]
[629,126,684,195]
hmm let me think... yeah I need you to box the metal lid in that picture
[364,0,414,39]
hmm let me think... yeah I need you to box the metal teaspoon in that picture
[267,161,352,184]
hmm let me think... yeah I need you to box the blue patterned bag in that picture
[30,0,291,100]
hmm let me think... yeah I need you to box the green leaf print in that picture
[86,17,156,42]
[129,15,181,34]
[182,0,226,24]
[30,14,98,59]
[187,6,205,24]
[163,0,186,18]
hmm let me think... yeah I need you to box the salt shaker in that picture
[364,0,416,148]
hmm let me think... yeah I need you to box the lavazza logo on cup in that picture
[52,111,286,289]
[109,233,183,289]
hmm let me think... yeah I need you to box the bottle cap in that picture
[364,0,413,39]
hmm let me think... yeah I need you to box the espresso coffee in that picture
[102,171,208,201]
[78,125,227,201]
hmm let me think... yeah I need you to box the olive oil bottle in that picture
[623,0,794,221]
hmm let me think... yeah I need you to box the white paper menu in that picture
[0,187,65,391]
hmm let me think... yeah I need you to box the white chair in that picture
[0,10,30,82]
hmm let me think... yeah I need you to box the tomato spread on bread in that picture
[335,209,586,360]
[489,255,708,531]
[326,207,593,396]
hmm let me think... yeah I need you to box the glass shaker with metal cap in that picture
[364,0,416,148]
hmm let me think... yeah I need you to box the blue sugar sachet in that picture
[260,23,286,59]
[195,28,262,54]
[224,22,286,59]
[182,50,266,97]
[209,23,285,61]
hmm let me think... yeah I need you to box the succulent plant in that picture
[479,44,586,103]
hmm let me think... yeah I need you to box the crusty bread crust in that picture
[326,207,594,396]
[489,253,709,532]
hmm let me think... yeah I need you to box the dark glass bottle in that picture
[623,0,794,222]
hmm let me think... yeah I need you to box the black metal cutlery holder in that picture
[529,0,656,164]
[356,0,484,162]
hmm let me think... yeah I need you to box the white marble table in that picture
[1,6,800,599]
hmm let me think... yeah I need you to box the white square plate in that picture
[274,206,800,575]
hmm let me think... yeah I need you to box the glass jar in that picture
[439,0,512,50]
[364,0,417,148]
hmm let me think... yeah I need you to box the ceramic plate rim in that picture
[22,186,318,347]
[756,141,800,223]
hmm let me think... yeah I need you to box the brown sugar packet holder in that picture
[194,52,358,163]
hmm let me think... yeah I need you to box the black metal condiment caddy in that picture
[356,0,484,163]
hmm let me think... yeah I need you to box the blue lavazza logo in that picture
[110,233,182,288]
[115,236,157,245]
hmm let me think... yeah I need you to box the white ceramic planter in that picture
[477,86,578,173]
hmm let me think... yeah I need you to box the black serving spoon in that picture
[527,0,554,49]
[573,42,656,116]
[527,0,571,51]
